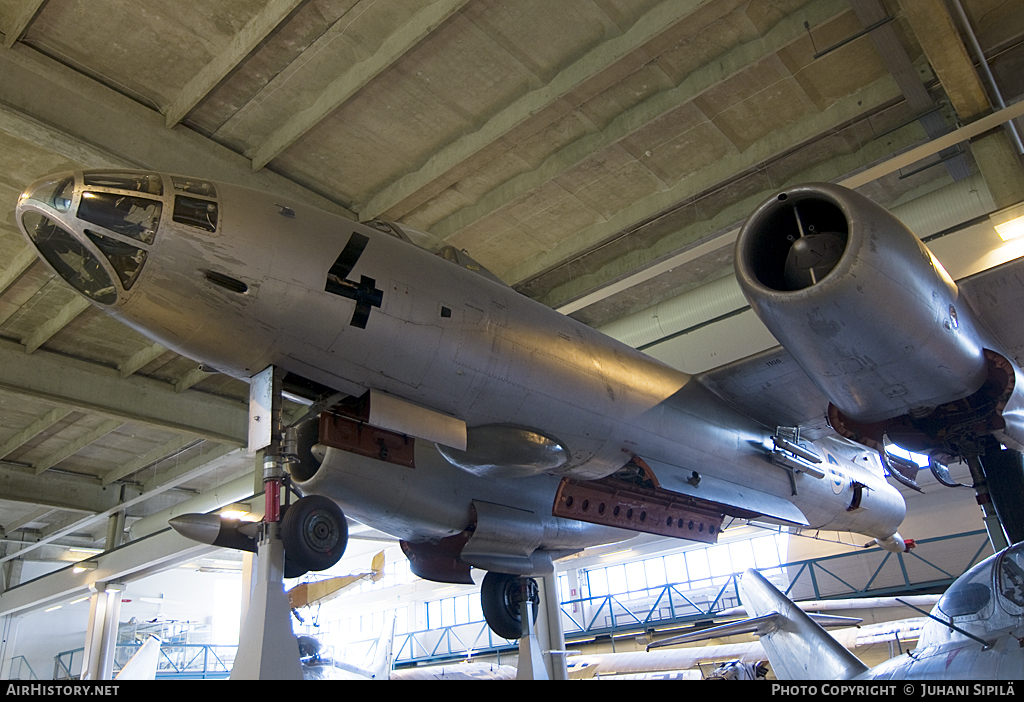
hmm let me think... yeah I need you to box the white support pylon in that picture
[517,595,548,680]
[229,525,303,679]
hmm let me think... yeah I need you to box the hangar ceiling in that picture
[1,0,1023,596]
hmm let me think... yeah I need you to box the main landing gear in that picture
[971,438,1024,548]
[480,571,568,679]
[480,571,540,640]
[281,494,348,578]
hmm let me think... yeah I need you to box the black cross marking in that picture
[325,232,383,329]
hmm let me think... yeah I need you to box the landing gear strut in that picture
[480,572,539,640]
[976,440,1024,546]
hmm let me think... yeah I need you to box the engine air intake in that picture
[743,193,848,292]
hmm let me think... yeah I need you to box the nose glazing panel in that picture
[21,211,117,305]
[78,191,161,244]
[21,174,75,212]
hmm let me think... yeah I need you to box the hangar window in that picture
[577,533,787,603]
[83,171,163,196]
[22,212,117,305]
[78,192,161,244]
[173,195,218,232]
[427,593,482,629]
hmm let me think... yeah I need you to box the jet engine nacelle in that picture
[735,183,989,426]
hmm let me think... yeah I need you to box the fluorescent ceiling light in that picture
[72,561,98,573]
[995,214,1024,241]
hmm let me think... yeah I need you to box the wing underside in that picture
[696,255,1024,440]
[694,346,832,439]
[958,255,1024,366]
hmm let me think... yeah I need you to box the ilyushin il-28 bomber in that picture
[16,171,1024,638]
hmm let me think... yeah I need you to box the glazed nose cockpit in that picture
[16,170,218,305]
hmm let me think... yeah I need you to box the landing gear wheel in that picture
[280,495,348,574]
[481,572,539,640]
[982,444,1024,545]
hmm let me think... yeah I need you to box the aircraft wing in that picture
[738,568,870,680]
[114,635,162,680]
[697,255,1024,440]
[958,255,1024,366]
[694,346,833,439]
[567,642,767,679]
[288,550,386,609]
[647,612,862,650]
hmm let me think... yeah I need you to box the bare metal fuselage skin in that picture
[741,542,1024,680]
[15,172,906,565]
[856,544,1024,680]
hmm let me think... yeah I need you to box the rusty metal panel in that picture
[552,477,724,544]
[319,411,415,468]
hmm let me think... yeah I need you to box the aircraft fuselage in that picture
[15,171,907,561]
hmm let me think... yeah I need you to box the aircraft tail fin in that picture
[367,611,396,680]
[370,550,386,582]
[739,569,869,680]
[115,635,162,680]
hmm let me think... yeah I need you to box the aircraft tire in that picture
[281,495,348,572]
[481,572,538,640]
[284,556,309,579]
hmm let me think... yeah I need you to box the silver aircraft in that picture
[731,541,1024,679]
[18,171,1006,639]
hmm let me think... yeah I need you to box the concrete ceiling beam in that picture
[140,442,237,498]
[359,0,745,222]
[850,0,969,180]
[898,0,1024,207]
[31,418,122,476]
[22,295,90,355]
[0,407,73,461]
[426,0,849,242]
[0,338,247,446]
[507,74,903,290]
[898,0,989,120]
[164,0,305,127]
[561,98,1024,318]
[173,365,213,393]
[0,443,238,567]
[117,342,167,379]
[0,46,355,217]
[0,246,41,297]
[0,99,135,169]
[100,435,197,487]
[1,0,45,49]
[1,507,58,536]
[0,464,139,516]
[250,0,471,172]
